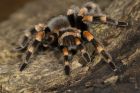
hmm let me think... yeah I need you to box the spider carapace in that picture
[15,2,129,75]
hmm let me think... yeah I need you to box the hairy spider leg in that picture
[79,2,128,27]
[15,28,36,51]
[82,30,118,71]
[75,38,91,63]
[67,8,76,27]
[82,15,128,27]
[60,34,77,75]
[42,27,56,47]
[62,47,73,75]
[19,30,45,71]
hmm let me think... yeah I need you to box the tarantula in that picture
[15,2,129,75]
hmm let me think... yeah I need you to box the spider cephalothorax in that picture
[15,2,129,75]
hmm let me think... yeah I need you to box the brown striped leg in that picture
[20,31,45,71]
[82,31,118,71]
[75,37,91,66]
[62,47,73,75]
[15,28,36,51]
[82,15,128,27]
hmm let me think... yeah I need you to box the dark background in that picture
[0,0,33,22]
[0,0,113,22]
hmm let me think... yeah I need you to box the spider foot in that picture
[114,67,123,75]
[117,21,129,27]
[109,62,117,71]
[109,62,123,75]
[19,63,28,71]
[64,65,71,76]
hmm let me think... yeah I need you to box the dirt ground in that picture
[0,0,140,93]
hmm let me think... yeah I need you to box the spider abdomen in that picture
[48,15,70,34]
